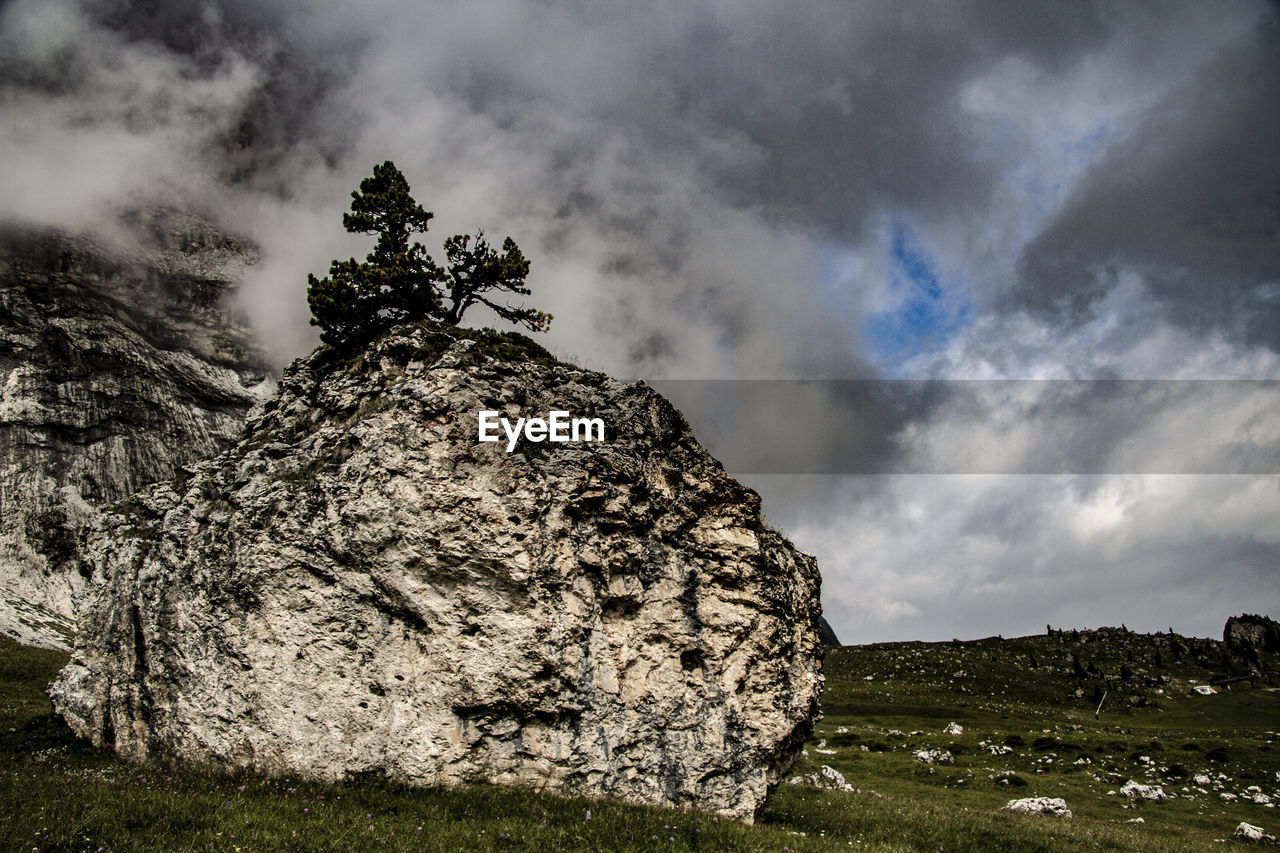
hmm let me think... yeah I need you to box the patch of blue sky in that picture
[815,245,863,306]
[1062,122,1112,168]
[1015,165,1062,224]
[861,224,971,371]
[1014,123,1112,231]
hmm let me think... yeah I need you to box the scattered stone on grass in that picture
[1121,780,1168,802]
[1234,822,1277,844]
[788,765,857,793]
[913,749,955,766]
[1003,797,1072,818]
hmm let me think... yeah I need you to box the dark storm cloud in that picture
[656,379,1280,474]
[1014,10,1280,348]
[85,0,366,188]
[5,0,1274,365]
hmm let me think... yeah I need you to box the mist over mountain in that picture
[0,209,273,648]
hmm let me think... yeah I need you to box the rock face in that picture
[1225,614,1280,655]
[49,324,825,820]
[817,615,841,646]
[0,210,274,648]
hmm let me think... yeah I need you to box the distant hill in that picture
[824,618,1278,720]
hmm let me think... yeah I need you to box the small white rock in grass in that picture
[944,722,964,736]
[815,748,838,755]
[835,726,849,734]
[1003,797,1072,818]
[1126,817,1146,824]
[1121,781,1168,802]
[1254,793,1273,805]
[913,748,955,765]
[1195,774,1213,786]
[788,765,857,793]
[1222,792,1239,802]
[1234,822,1277,843]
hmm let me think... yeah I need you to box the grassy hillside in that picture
[3,627,1277,851]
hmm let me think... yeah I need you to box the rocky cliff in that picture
[0,210,274,648]
[1225,613,1280,656]
[49,323,825,820]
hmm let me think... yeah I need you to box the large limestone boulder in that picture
[49,323,824,820]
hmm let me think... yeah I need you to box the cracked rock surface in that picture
[0,210,274,648]
[50,324,824,820]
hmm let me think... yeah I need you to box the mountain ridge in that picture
[0,211,275,648]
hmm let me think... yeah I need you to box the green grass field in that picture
[3,628,1276,851]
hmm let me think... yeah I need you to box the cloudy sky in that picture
[2,0,1277,643]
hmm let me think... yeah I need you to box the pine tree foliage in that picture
[307,160,551,346]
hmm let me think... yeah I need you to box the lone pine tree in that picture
[307,160,551,346]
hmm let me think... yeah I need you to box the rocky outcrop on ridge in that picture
[0,210,274,648]
[1225,614,1280,656]
[49,324,825,820]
